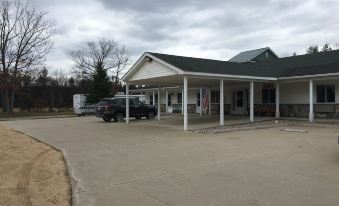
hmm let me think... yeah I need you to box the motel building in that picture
[122,47,339,131]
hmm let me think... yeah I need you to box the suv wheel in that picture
[135,116,142,120]
[115,112,124,122]
[146,111,155,119]
[103,116,112,122]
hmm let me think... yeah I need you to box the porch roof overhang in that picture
[122,53,277,87]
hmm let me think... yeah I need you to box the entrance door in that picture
[232,89,247,114]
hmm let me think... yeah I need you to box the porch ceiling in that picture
[128,74,273,87]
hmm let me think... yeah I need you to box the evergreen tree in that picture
[86,63,113,103]
[306,45,319,54]
[321,43,332,52]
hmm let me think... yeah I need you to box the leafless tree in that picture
[70,38,129,84]
[0,0,55,112]
[51,69,68,86]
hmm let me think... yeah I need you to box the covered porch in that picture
[125,74,277,131]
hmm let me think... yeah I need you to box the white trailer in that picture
[73,94,96,116]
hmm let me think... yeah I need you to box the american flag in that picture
[202,88,209,111]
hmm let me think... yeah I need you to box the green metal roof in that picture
[228,47,278,62]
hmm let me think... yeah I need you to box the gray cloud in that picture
[29,0,339,72]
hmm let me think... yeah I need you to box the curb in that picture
[0,115,77,121]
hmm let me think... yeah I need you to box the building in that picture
[122,47,339,131]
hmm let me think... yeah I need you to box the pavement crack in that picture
[128,185,171,206]
[74,172,170,193]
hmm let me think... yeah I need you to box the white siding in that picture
[280,82,309,104]
[280,81,339,104]
[129,60,177,81]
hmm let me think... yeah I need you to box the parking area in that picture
[2,116,339,206]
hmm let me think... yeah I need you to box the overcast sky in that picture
[31,0,339,73]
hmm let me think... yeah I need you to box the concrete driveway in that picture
[2,117,339,206]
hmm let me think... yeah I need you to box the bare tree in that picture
[51,69,68,86]
[0,0,55,112]
[70,38,129,82]
[335,43,339,50]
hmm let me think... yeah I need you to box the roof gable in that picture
[228,47,278,62]
[122,53,183,82]
[129,59,178,81]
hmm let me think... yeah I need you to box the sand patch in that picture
[0,124,71,206]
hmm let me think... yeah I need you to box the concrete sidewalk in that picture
[2,116,339,206]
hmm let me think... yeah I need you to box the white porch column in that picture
[275,83,280,118]
[250,81,254,122]
[208,88,211,115]
[158,86,161,121]
[184,76,188,131]
[152,90,155,106]
[165,91,168,113]
[200,88,203,116]
[126,83,129,124]
[181,89,184,114]
[220,80,224,126]
[309,80,314,122]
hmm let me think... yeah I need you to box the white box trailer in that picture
[73,94,96,116]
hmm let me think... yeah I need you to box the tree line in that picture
[0,0,129,113]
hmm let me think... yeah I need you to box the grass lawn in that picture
[0,111,75,119]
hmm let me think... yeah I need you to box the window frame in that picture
[149,95,153,105]
[316,85,335,103]
[177,93,182,104]
[211,91,220,104]
[262,87,276,104]
[197,92,201,106]
[168,94,172,106]
[155,94,158,104]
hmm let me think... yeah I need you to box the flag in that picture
[202,88,209,111]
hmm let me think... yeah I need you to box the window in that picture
[317,85,335,103]
[149,95,153,105]
[197,93,201,106]
[155,94,158,104]
[177,93,182,104]
[211,91,220,103]
[168,94,172,106]
[262,85,276,104]
[236,90,243,107]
